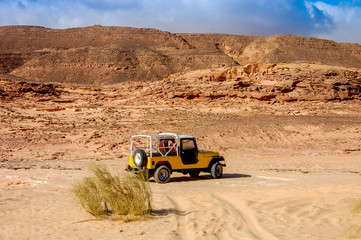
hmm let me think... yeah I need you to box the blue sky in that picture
[0,0,361,44]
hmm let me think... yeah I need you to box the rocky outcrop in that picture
[0,77,61,99]
[161,63,361,102]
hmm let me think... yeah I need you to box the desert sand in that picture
[1,63,361,240]
[1,154,361,240]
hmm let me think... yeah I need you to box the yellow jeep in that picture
[127,133,226,183]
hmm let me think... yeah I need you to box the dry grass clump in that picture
[72,163,152,221]
[348,200,361,238]
[354,201,361,214]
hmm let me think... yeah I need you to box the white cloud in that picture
[305,1,316,18]
[313,1,356,23]
[305,1,361,43]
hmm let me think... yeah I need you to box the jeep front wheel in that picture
[211,162,223,179]
[154,165,171,183]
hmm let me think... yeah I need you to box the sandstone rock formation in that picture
[0,74,61,100]
[153,63,361,103]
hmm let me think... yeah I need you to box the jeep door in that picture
[180,138,198,164]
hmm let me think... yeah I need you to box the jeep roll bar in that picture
[130,133,194,157]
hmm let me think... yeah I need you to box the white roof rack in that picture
[131,133,194,139]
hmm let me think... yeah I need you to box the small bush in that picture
[72,163,152,221]
[349,200,361,238]
[353,200,361,214]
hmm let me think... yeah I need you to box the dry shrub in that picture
[72,163,152,221]
[348,200,361,238]
[354,201,361,214]
[348,226,361,239]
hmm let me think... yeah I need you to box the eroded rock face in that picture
[160,63,361,102]
[0,77,61,100]
[1,63,360,104]
[1,26,361,84]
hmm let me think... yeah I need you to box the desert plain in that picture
[0,26,361,240]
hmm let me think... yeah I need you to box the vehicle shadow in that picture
[149,173,251,183]
[152,209,188,217]
[223,173,252,179]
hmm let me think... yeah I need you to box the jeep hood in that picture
[199,150,219,156]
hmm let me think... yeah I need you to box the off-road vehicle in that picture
[127,133,226,183]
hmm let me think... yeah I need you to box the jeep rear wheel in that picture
[211,162,223,179]
[154,165,171,183]
[133,149,147,167]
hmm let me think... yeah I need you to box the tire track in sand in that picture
[165,194,278,240]
[213,193,279,240]
[165,195,193,240]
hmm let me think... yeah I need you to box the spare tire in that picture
[133,149,147,167]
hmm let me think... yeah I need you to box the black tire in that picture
[189,170,200,177]
[133,149,147,167]
[211,162,223,179]
[154,165,171,183]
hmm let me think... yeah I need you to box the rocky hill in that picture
[1,25,361,84]
[180,34,361,67]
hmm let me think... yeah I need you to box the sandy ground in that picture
[1,154,361,240]
[1,82,361,240]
